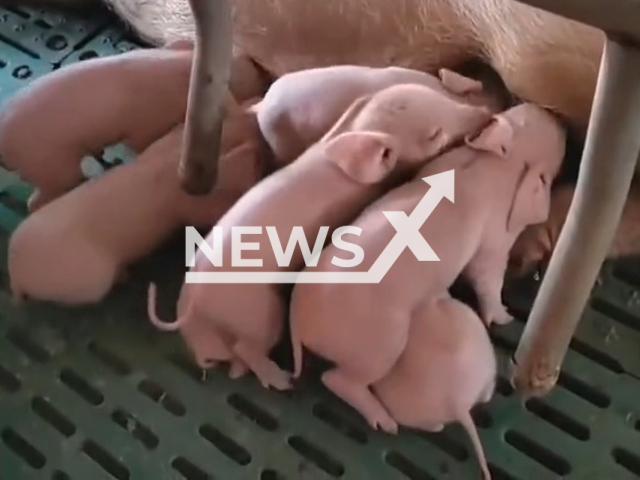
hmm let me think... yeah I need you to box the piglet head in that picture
[507,223,554,279]
[507,184,574,278]
[466,103,567,234]
[321,83,492,184]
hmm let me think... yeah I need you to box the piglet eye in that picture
[381,148,392,160]
[540,174,548,186]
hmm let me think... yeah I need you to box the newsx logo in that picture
[185,170,454,284]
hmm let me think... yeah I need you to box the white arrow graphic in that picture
[185,169,454,284]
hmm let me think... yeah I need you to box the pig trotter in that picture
[27,190,41,212]
[481,302,513,327]
[422,423,445,432]
[228,357,249,379]
[464,248,513,326]
[480,379,496,404]
[27,189,56,213]
[232,341,292,390]
[322,369,398,434]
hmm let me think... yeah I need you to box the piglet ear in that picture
[320,94,372,141]
[165,38,195,50]
[324,131,399,184]
[438,68,484,96]
[464,115,513,157]
[507,165,551,233]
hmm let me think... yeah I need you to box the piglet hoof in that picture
[27,190,45,213]
[491,312,514,326]
[261,367,293,391]
[321,370,397,434]
[229,358,249,379]
[423,423,445,433]
[361,409,398,434]
[232,342,293,391]
[483,305,513,327]
[374,415,399,435]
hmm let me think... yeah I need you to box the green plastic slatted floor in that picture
[0,6,639,479]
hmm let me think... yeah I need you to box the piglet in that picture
[8,108,265,306]
[289,103,566,433]
[507,184,575,278]
[0,41,194,212]
[146,82,492,389]
[252,64,500,165]
[374,296,496,480]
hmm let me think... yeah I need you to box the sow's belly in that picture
[231,0,476,76]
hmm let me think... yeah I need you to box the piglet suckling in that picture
[373,296,496,480]
[507,184,575,279]
[289,103,566,433]
[0,42,194,212]
[8,111,265,306]
[252,64,501,166]
[146,82,492,390]
[508,182,640,279]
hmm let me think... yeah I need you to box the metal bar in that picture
[514,0,640,42]
[511,37,640,396]
[178,0,233,195]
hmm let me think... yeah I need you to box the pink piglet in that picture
[145,82,492,389]
[8,106,265,306]
[374,295,496,480]
[0,40,194,212]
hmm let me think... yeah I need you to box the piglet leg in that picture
[232,341,292,390]
[322,369,398,434]
[228,357,249,379]
[464,246,513,326]
[421,423,445,432]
